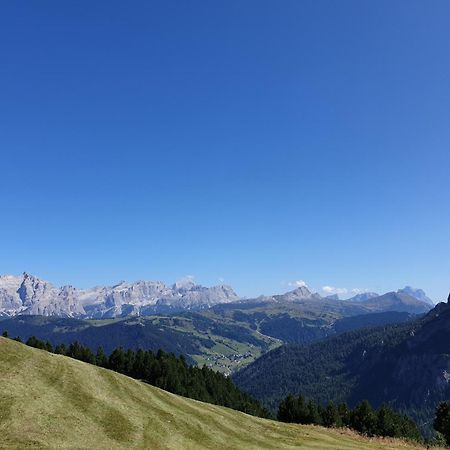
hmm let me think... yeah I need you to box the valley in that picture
[0,295,419,374]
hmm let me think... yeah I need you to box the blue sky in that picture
[1,1,449,301]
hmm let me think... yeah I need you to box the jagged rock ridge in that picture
[0,273,239,318]
[0,273,434,318]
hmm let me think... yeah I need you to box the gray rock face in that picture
[346,292,379,302]
[0,275,24,314]
[0,273,434,318]
[0,274,85,317]
[0,273,239,318]
[398,286,434,305]
[244,286,322,304]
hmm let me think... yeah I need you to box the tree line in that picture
[277,393,450,445]
[1,331,269,418]
[277,394,422,442]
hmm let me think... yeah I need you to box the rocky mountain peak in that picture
[398,286,434,305]
[173,278,196,291]
[274,285,321,302]
[347,292,379,302]
[0,273,240,318]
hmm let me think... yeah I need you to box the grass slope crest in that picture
[0,337,430,449]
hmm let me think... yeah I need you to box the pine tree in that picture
[55,343,67,355]
[277,395,298,422]
[95,347,108,367]
[337,403,350,427]
[306,399,322,425]
[350,400,377,436]
[322,401,342,428]
[434,402,450,445]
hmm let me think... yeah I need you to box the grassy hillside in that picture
[0,337,431,449]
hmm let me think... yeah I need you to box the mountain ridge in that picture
[0,273,239,318]
[0,273,433,318]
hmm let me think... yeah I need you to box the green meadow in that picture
[0,337,436,450]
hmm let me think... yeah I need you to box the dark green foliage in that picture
[260,316,326,344]
[350,400,377,435]
[234,302,450,439]
[434,402,450,445]
[11,334,270,419]
[278,395,307,423]
[95,346,108,367]
[0,309,415,364]
[306,399,322,425]
[234,322,413,411]
[54,343,67,354]
[26,336,53,352]
[338,403,350,427]
[375,404,420,439]
[322,401,342,428]
[333,312,414,334]
[65,341,96,364]
[1,316,212,360]
[2,331,8,338]
[277,395,421,442]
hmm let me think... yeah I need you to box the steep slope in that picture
[234,297,450,435]
[0,273,84,317]
[234,322,413,411]
[0,338,427,449]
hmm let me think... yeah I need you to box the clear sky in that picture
[1,1,449,301]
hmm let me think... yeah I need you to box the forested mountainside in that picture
[0,309,416,375]
[234,297,450,435]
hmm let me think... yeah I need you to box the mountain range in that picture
[0,273,434,318]
[0,273,239,318]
